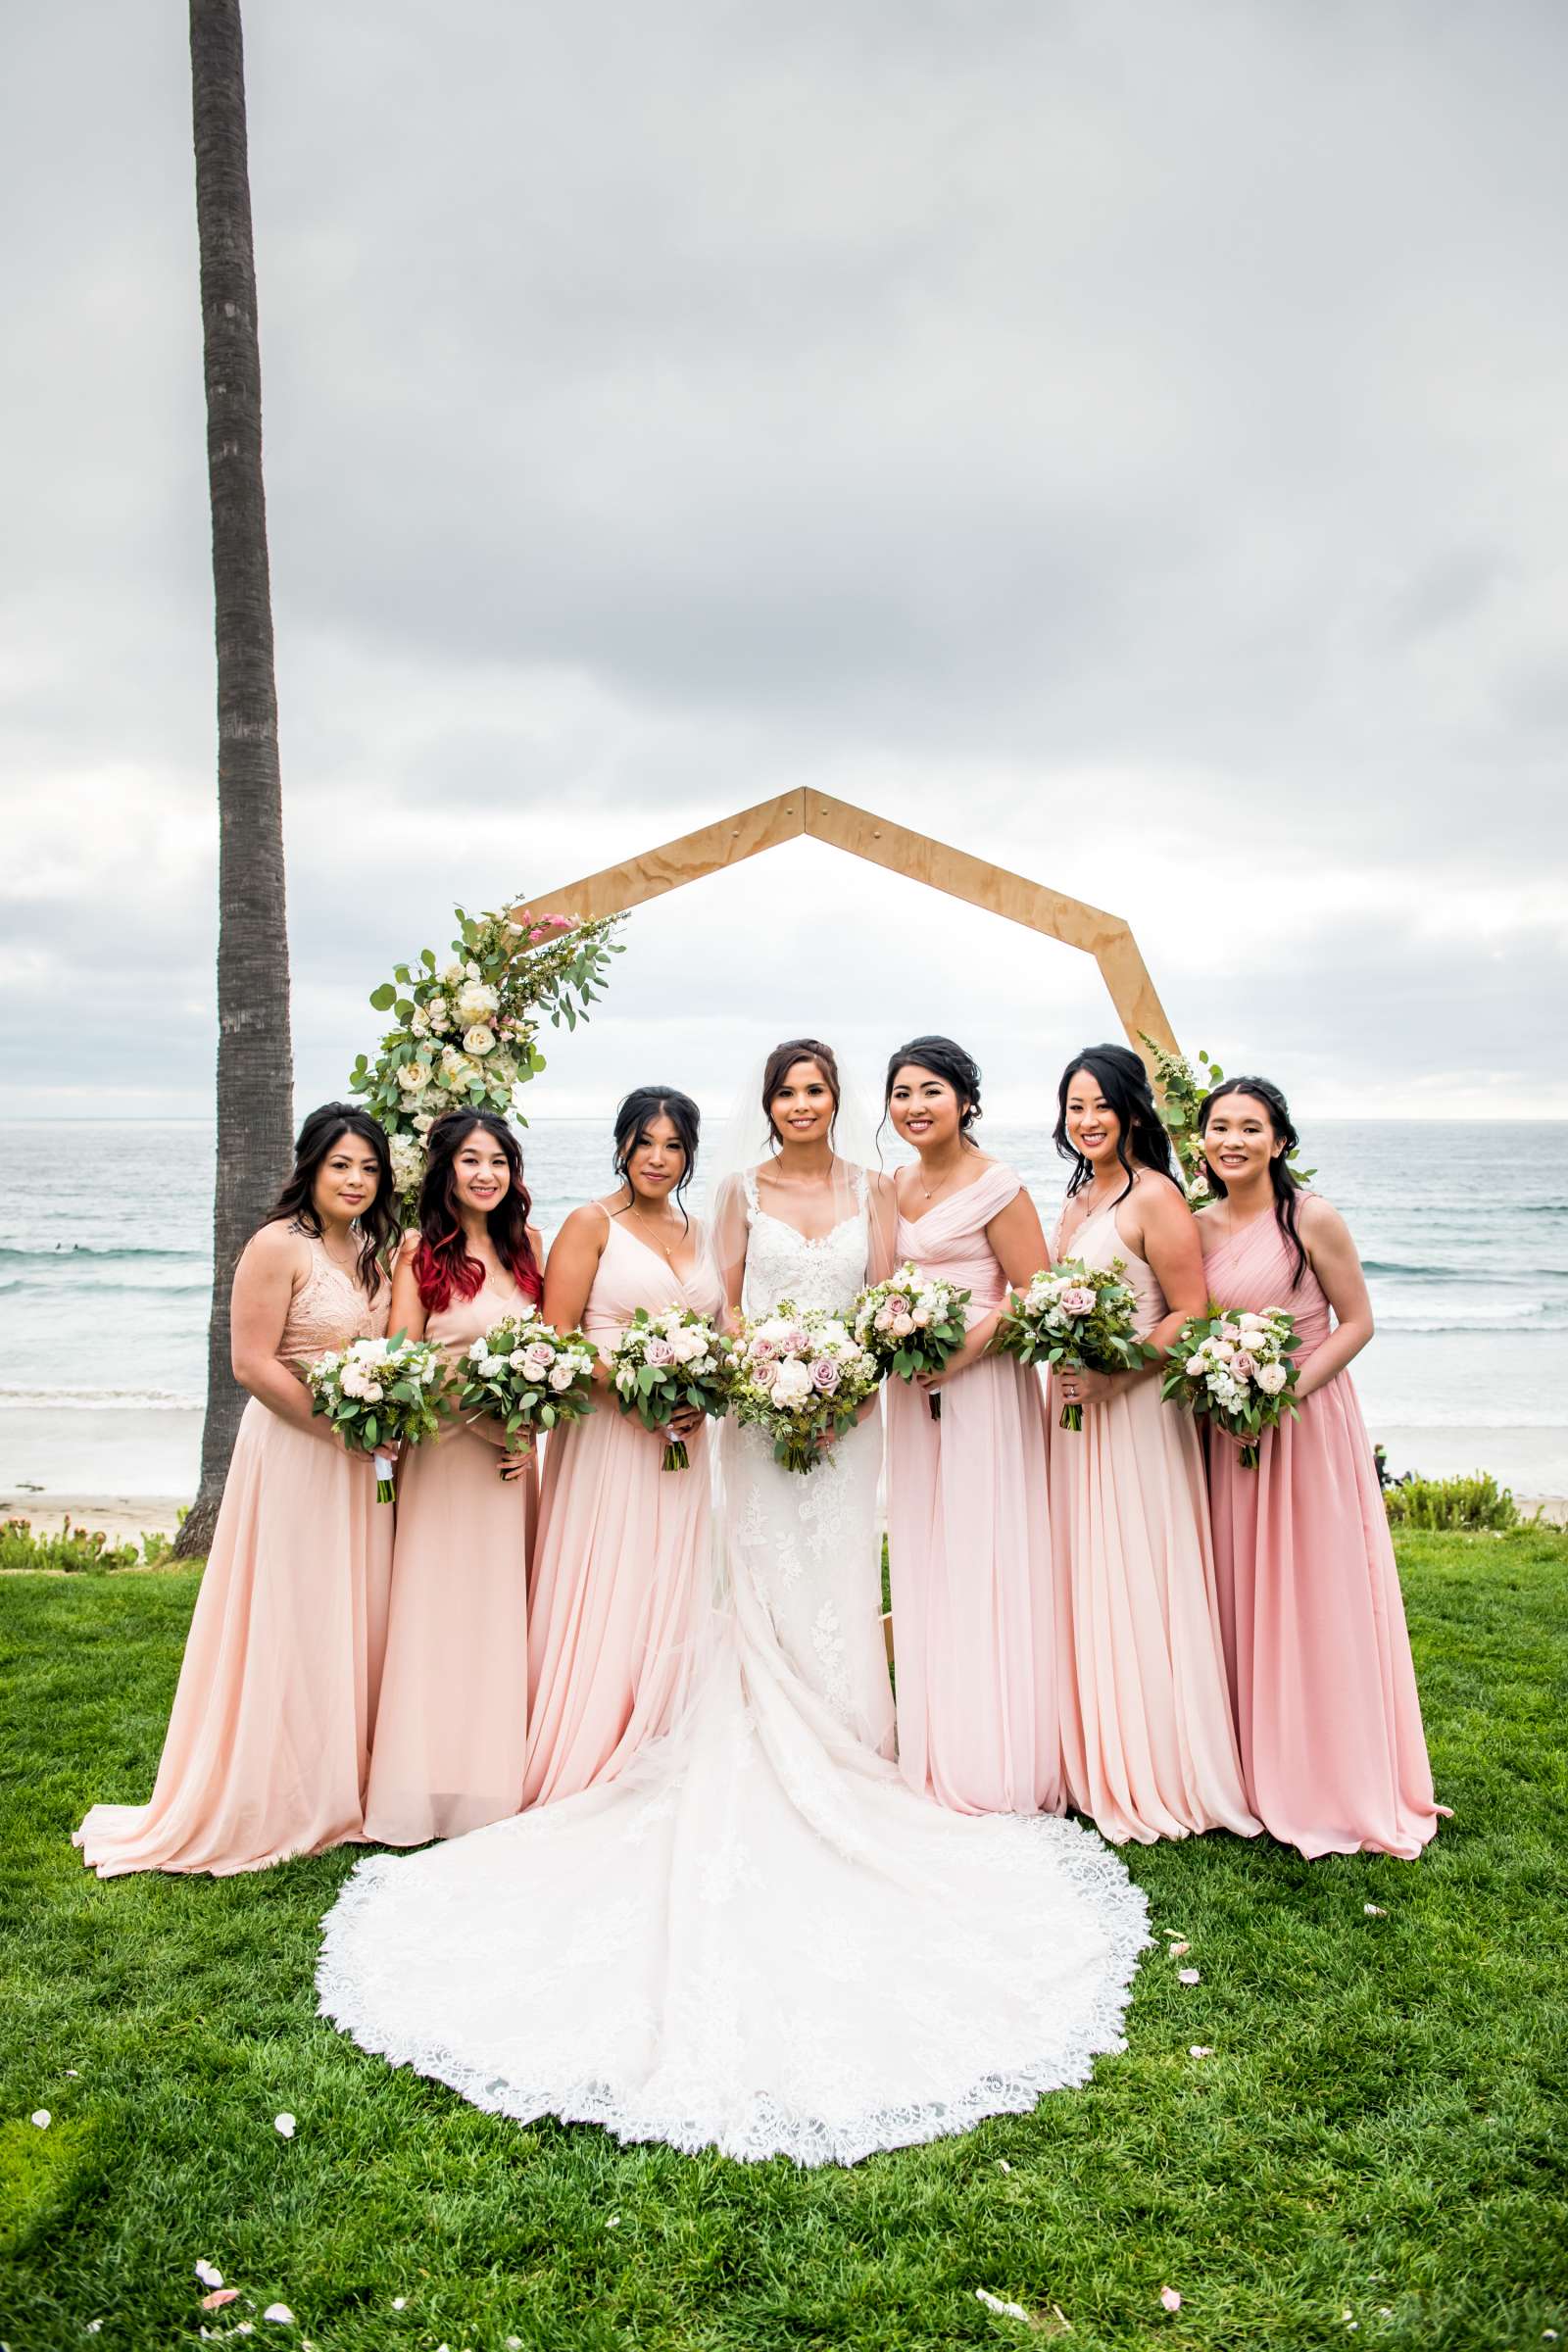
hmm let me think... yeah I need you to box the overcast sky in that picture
[6,0,1566,1132]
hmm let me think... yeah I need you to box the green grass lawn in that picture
[3,1530,1566,2352]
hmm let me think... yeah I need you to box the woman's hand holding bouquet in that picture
[458,1306,598,1476]
[733,1301,882,1474]
[996,1258,1156,1431]
[304,1332,450,1500]
[609,1305,733,1471]
[1160,1304,1299,1468]
[852,1264,971,1422]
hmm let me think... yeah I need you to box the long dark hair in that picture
[1198,1075,1308,1288]
[882,1035,982,1147]
[762,1038,841,1147]
[1054,1043,1178,1206]
[264,1102,397,1299]
[412,1110,541,1313]
[612,1086,701,1229]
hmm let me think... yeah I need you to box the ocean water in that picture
[2,1118,1565,1497]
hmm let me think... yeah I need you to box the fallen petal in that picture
[1167,1940,1191,1957]
[1178,1968,1200,1985]
[607,2215,620,2229]
[975,2288,1031,2321]
[1160,2286,1183,2313]
[202,2290,241,2313]
[392,2298,407,2311]
[30,2111,50,2129]
[1189,2045,1215,2058]
[262,2306,295,2326]
[997,2159,1012,2173]
[1363,1903,1386,1917]
[196,2262,224,2289]
[66,2070,80,2079]
[273,2113,297,2139]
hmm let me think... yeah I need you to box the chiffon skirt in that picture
[74,1401,392,1877]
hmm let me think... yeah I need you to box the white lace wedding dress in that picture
[317,1175,1149,2166]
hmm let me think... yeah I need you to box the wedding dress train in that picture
[317,1174,1149,2165]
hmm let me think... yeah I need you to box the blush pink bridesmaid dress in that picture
[361,1266,539,1846]
[1049,1193,1259,1847]
[885,1163,1061,1814]
[520,1211,724,1807]
[74,1239,392,1877]
[1200,1207,1442,1859]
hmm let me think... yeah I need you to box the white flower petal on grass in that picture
[85,2327,103,2337]
[997,2159,1011,2173]
[1363,1903,1386,1917]
[66,2069,79,2079]
[974,2288,1030,2321]
[201,2290,241,2313]
[392,2299,407,2311]
[1166,1939,1191,1957]
[507,2338,523,2349]
[196,2263,224,2289]
[608,2215,620,2229]
[1189,2045,1215,2058]
[272,2112,297,2138]
[262,2307,294,2326]
[1160,2286,1183,2313]
[1178,1968,1200,1985]
[30,2110,50,2128]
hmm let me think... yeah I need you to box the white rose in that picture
[1255,1360,1289,1396]
[362,1381,384,1403]
[355,1338,390,1361]
[464,1025,497,1056]
[397,1060,431,1093]
[455,981,500,1026]
[426,997,452,1032]
[410,1007,429,1037]
[771,1358,813,1408]
[466,960,481,980]
[413,1112,434,1136]
[548,1364,573,1392]
[442,961,466,989]
[1185,1354,1208,1377]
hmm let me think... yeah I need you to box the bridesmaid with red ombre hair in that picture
[362,1110,542,1846]
[1196,1078,1442,1860]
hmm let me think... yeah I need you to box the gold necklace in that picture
[917,1156,965,1205]
[626,1201,684,1268]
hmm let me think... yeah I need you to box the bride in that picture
[318,1040,1149,2167]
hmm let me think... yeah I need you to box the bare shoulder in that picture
[1297,1193,1349,1246]
[865,1167,897,1203]
[240,1220,310,1277]
[564,1200,614,1239]
[1135,1169,1194,1225]
[526,1222,544,1258]
[393,1229,421,1266]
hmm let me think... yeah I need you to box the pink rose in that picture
[892,1311,915,1337]
[645,1337,675,1367]
[1060,1287,1096,1317]
[782,1326,808,1355]
[1232,1349,1258,1382]
[752,1356,778,1388]
[809,1356,841,1393]
[750,1336,777,1362]
[874,1304,895,1332]
[1219,1322,1243,1345]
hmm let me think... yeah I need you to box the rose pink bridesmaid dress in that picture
[74,1239,392,1877]
[1049,1193,1259,1846]
[520,1211,724,1807]
[361,1267,539,1846]
[885,1164,1061,1814]
[1200,1207,1442,1859]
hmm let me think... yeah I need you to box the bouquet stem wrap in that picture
[996,1257,1156,1431]
[303,1332,452,1502]
[608,1306,733,1472]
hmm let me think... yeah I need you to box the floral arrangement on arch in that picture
[351,895,624,1203]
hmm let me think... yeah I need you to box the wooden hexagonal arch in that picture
[515,790,1179,1067]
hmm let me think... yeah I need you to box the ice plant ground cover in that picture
[303,1334,449,1501]
[3,1528,1566,2350]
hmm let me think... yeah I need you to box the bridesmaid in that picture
[882,1037,1061,1815]
[520,1087,723,1806]
[1048,1045,1258,1846]
[362,1111,543,1846]
[1196,1077,1442,1858]
[74,1104,398,1876]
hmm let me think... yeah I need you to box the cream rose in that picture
[464,1024,497,1056]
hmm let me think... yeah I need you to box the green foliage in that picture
[1384,1470,1520,1532]
[352,893,625,1204]
[0,1516,179,1574]
[3,1532,1566,2345]
[1141,1035,1315,1203]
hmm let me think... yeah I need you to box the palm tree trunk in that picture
[173,0,293,1560]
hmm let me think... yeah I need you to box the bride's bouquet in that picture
[732,1300,882,1475]
[996,1258,1155,1431]
[304,1332,450,1500]
[852,1263,971,1422]
[457,1306,599,1465]
[609,1304,733,1471]
[1161,1304,1299,1469]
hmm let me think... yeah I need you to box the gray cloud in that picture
[4,0,1566,1120]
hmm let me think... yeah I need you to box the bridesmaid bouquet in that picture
[852,1264,971,1423]
[1161,1304,1299,1469]
[458,1307,599,1462]
[304,1333,451,1500]
[996,1258,1155,1431]
[609,1305,734,1471]
[732,1300,882,1475]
